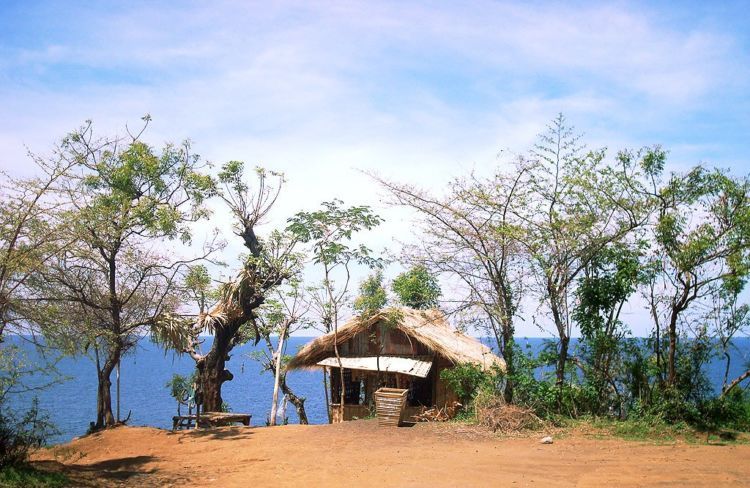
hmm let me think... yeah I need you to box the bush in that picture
[0,399,56,468]
[0,464,68,488]
[697,389,750,431]
[440,363,497,406]
[165,373,192,401]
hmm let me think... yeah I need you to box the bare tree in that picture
[252,283,311,425]
[374,171,526,402]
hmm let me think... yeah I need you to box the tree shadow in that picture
[32,455,160,486]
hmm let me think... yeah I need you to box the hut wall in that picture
[339,324,431,357]
[332,404,370,422]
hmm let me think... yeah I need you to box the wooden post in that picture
[116,359,121,422]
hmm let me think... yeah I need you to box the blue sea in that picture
[6,336,750,444]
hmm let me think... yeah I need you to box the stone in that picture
[540,436,553,444]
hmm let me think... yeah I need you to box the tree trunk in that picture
[721,370,750,398]
[95,351,119,430]
[501,329,515,403]
[269,331,286,426]
[323,368,331,423]
[556,334,570,388]
[667,307,679,387]
[280,373,308,424]
[549,283,569,390]
[197,324,236,412]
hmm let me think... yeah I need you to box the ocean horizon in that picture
[6,335,750,444]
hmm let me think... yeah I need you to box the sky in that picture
[1,0,749,336]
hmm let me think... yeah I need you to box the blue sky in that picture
[1,0,749,336]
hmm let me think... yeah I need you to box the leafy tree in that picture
[711,292,750,397]
[287,199,382,421]
[183,264,214,314]
[391,265,440,310]
[28,117,217,429]
[354,270,388,317]
[572,242,644,414]
[645,166,750,388]
[251,284,311,425]
[514,115,652,393]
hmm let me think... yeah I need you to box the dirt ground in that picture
[31,420,750,487]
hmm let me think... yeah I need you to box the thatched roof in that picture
[288,307,505,372]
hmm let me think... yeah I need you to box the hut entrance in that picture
[330,364,436,421]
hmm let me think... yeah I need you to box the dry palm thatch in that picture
[287,307,505,372]
[152,264,265,353]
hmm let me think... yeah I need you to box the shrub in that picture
[0,399,56,468]
[0,464,68,488]
[698,389,750,431]
[440,363,497,406]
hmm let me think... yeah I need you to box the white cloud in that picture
[1,0,748,336]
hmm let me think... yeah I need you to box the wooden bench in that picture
[172,414,198,430]
[197,412,252,428]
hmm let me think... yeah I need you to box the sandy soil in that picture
[31,421,750,487]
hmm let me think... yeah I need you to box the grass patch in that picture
[0,464,68,488]
[560,415,750,444]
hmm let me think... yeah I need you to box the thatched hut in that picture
[288,307,505,422]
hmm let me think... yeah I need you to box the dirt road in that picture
[32,420,750,487]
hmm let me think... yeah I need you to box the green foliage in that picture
[0,399,56,468]
[440,363,497,405]
[286,199,383,268]
[699,389,750,431]
[0,464,68,487]
[391,265,441,309]
[353,271,387,317]
[165,373,195,402]
[508,342,591,419]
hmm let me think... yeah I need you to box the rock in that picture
[540,436,553,444]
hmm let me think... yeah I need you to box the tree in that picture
[252,284,311,425]
[0,154,73,342]
[375,171,526,403]
[645,166,750,388]
[706,289,750,397]
[391,265,441,310]
[157,163,301,412]
[287,199,382,421]
[572,242,644,413]
[28,117,216,429]
[514,115,652,392]
[354,270,388,316]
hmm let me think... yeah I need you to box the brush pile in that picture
[414,402,462,422]
[475,395,545,434]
